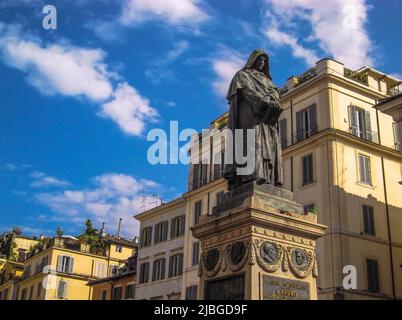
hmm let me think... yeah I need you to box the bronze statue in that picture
[224,49,283,190]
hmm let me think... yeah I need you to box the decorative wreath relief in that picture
[199,247,223,278]
[286,247,316,279]
[226,240,250,272]
[253,240,283,273]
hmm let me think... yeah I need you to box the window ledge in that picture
[356,181,374,189]
[299,181,317,190]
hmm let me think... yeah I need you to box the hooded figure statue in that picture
[223,49,283,190]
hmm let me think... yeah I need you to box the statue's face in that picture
[253,55,267,72]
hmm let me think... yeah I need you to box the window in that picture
[139,262,150,284]
[366,259,380,293]
[213,151,225,181]
[57,280,68,299]
[194,200,202,225]
[17,250,27,262]
[101,290,107,301]
[363,205,375,236]
[296,104,317,142]
[303,203,315,215]
[168,254,183,278]
[152,258,166,281]
[140,226,153,248]
[57,255,74,274]
[302,154,314,185]
[115,245,122,253]
[393,122,400,151]
[279,118,287,148]
[111,287,122,300]
[192,164,209,189]
[216,191,224,205]
[23,265,31,280]
[109,265,119,276]
[94,261,107,278]
[20,288,27,300]
[171,215,185,239]
[192,242,200,266]
[186,285,198,300]
[154,221,168,244]
[125,284,135,299]
[348,105,375,142]
[28,285,34,300]
[36,282,42,298]
[358,154,372,185]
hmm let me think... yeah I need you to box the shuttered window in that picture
[56,255,74,274]
[94,261,107,278]
[101,290,107,300]
[279,118,287,148]
[140,226,153,248]
[152,258,166,281]
[302,154,314,185]
[139,262,150,284]
[366,259,380,293]
[358,154,372,185]
[186,285,198,300]
[393,122,400,151]
[194,200,202,225]
[348,105,375,141]
[216,191,224,205]
[296,104,317,142]
[171,215,185,239]
[192,164,208,189]
[57,280,68,299]
[125,284,135,299]
[192,242,200,266]
[213,151,225,181]
[168,254,183,278]
[363,205,375,236]
[154,221,168,244]
[111,287,122,300]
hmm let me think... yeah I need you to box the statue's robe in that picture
[224,49,283,190]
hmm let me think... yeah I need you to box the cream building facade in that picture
[135,58,402,300]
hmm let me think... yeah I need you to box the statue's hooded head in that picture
[243,49,272,80]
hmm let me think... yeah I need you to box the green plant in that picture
[78,219,106,254]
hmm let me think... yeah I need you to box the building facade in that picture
[14,234,136,300]
[135,58,402,300]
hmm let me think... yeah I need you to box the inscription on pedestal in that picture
[262,275,310,300]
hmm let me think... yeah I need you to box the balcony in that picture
[294,67,317,87]
[294,125,319,143]
[344,68,368,86]
[349,126,379,144]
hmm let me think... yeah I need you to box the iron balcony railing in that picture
[349,126,379,144]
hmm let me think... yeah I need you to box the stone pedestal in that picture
[191,182,327,300]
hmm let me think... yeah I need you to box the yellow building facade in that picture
[136,58,402,300]
[14,235,136,300]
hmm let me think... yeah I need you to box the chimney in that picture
[100,222,106,238]
[117,218,122,238]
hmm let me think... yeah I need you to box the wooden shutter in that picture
[180,215,185,236]
[178,254,184,276]
[363,205,375,235]
[364,110,372,141]
[393,122,400,151]
[168,256,173,278]
[68,257,74,274]
[279,119,287,148]
[310,104,317,134]
[170,218,175,239]
[57,256,63,272]
[152,261,157,281]
[163,221,168,241]
[348,105,358,135]
[296,110,303,142]
[367,259,379,293]
[302,156,308,185]
[192,164,200,190]
[161,259,166,280]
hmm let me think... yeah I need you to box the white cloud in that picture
[121,0,209,25]
[266,27,319,66]
[30,171,71,189]
[0,34,113,100]
[100,83,158,136]
[0,23,157,136]
[34,173,161,237]
[212,49,244,97]
[264,0,373,68]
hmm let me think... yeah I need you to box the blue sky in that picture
[0,0,401,238]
